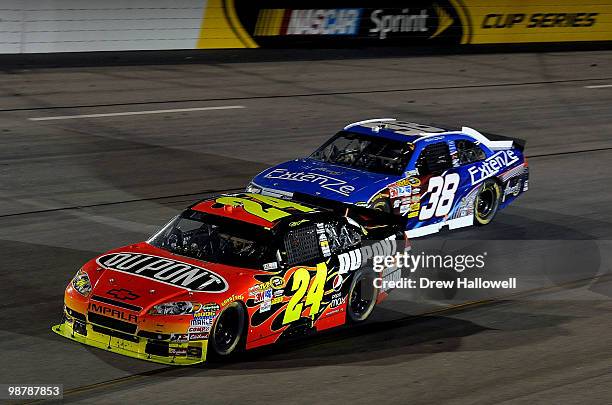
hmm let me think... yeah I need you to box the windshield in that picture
[310,131,413,175]
[148,210,275,268]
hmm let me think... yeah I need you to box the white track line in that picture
[584,84,612,89]
[28,105,245,121]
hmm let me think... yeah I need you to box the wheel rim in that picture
[213,306,240,353]
[350,277,374,318]
[476,186,495,218]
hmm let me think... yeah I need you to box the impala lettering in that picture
[88,303,138,323]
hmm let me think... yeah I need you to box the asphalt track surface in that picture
[1,50,612,404]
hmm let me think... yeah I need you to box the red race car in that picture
[53,193,405,365]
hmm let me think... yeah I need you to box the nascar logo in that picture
[96,253,228,293]
[255,9,362,36]
[264,168,355,196]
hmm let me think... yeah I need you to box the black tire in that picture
[209,302,246,357]
[474,179,501,226]
[347,270,378,323]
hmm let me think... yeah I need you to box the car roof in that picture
[189,192,329,229]
[343,119,455,143]
[342,119,516,152]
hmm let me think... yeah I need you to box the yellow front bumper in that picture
[52,320,207,366]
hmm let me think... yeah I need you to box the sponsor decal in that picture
[169,348,187,357]
[264,168,356,196]
[190,317,214,327]
[390,185,411,198]
[482,13,597,29]
[255,8,362,36]
[193,303,219,317]
[191,303,218,327]
[170,333,189,343]
[188,325,210,333]
[263,261,278,271]
[467,0,611,44]
[250,277,285,292]
[96,253,228,293]
[88,302,137,323]
[221,294,244,307]
[502,179,522,202]
[381,267,401,292]
[394,177,420,187]
[288,219,310,227]
[338,249,362,274]
[338,235,398,274]
[250,281,282,303]
[236,1,465,46]
[106,288,139,301]
[260,300,271,313]
[187,346,202,357]
[188,333,209,341]
[369,8,429,39]
[330,291,347,308]
[467,150,519,185]
[332,274,343,291]
[317,223,332,257]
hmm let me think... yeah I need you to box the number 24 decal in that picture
[282,263,327,325]
[419,173,460,220]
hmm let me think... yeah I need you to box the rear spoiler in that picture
[460,127,526,152]
[478,130,526,152]
[291,192,407,231]
[428,122,526,152]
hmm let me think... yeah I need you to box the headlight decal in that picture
[149,301,196,316]
[72,269,92,296]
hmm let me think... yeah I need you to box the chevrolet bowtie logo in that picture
[107,288,139,301]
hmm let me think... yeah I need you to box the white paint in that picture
[28,105,245,121]
[406,216,473,238]
[344,118,397,130]
[584,84,612,89]
[0,0,208,54]
[460,126,513,151]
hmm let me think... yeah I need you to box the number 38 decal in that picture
[419,173,460,220]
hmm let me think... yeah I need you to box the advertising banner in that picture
[199,0,612,48]
[466,0,612,44]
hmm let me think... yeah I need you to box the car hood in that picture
[86,243,257,311]
[252,158,401,204]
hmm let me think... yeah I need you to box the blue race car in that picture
[248,119,528,238]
